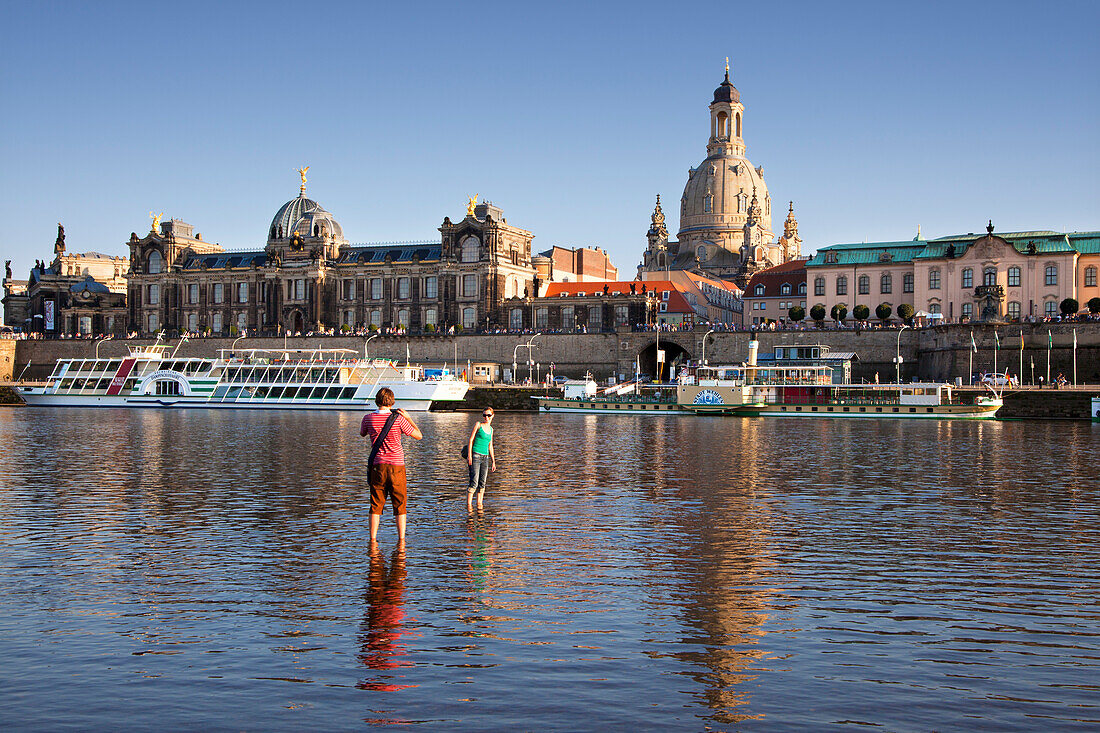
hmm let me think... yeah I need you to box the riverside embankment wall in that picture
[9,323,1099,384]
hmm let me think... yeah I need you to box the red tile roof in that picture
[745,259,807,298]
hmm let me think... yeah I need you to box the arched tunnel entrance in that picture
[637,340,692,381]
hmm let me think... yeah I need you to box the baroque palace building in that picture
[126,177,541,336]
[639,64,802,287]
[805,223,1100,323]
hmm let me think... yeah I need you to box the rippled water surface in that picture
[1,408,1098,731]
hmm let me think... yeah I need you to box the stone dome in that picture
[269,194,319,239]
[678,153,771,237]
[292,206,345,241]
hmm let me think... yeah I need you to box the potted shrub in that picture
[788,305,805,322]
[1088,297,1100,314]
[852,304,870,323]
[810,304,826,327]
[830,304,848,326]
[1061,298,1079,316]
[897,303,915,324]
[876,303,892,325]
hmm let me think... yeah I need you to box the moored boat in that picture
[17,344,469,410]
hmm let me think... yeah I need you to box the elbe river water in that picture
[1,408,1098,731]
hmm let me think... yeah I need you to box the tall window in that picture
[370,278,382,300]
[343,280,355,300]
[238,283,248,303]
[461,236,480,263]
[147,313,159,332]
[836,276,847,296]
[961,268,973,289]
[561,305,574,330]
[903,273,914,293]
[1045,300,1057,317]
[424,276,438,299]
[463,274,478,297]
[1007,301,1021,320]
[961,303,973,320]
[510,308,523,330]
[536,307,548,329]
[1085,266,1097,287]
[147,250,163,274]
[929,270,941,289]
[212,313,223,334]
[397,309,409,327]
[147,284,159,304]
[703,194,713,213]
[858,275,870,295]
[397,277,410,300]
[1045,265,1058,286]
[588,307,602,331]
[614,305,629,326]
[929,304,941,315]
[798,283,806,295]
[189,283,199,304]
[983,268,997,286]
[1007,267,1021,287]
[187,313,197,331]
[814,277,825,296]
[424,308,437,327]
[462,307,476,328]
[237,312,247,332]
[880,273,892,294]
[213,283,224,304]
[370,310,381,328]
[295,280,305,300]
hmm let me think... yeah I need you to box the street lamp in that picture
[94,334,113,360]
[701,328,715,365]
[364,333,379,360]
[895,323,909,385]
[231,333,247,357]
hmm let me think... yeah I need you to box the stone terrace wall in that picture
[12,323,1100,384]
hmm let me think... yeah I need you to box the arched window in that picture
[462,307,476,329]
[754,284,765,296]
[461,236,480,263]
[780,283,791,295]
[703,193,713,213]
[1085,266,1097,287]
[983,268,997,286]
[1007,267,1021,287]
[1007,301,1021,320]
[147,250,163,274]
[1044,300,1057,317]
[858,275,870,294]
[697,245,708,261]
[930,304,941,315]
[961,303,973,320]
[814,277,825,296]
[735,112,741,137]
[961,268,973,289]
[881,273,892,294]
[715,111,729,138]
[1045,264,1058,286]
[836,276,847,296]
[798,282,806,295]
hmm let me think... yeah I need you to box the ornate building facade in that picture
[2,224,128,335]
[805,223,1100,323]
[639,66,802,286]
[126,182,539,335]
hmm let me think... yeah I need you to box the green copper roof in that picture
[808,230,1100,265]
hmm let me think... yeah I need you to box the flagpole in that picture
[1019,330,1024,387]
[1073,328,1078,386]
[1046,330,1052,386]
[969,330,975,385]
[993,329,998,381]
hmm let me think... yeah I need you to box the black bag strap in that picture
[368,411,401,467]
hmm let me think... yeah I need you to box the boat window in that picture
[342,387,357,400]
[212,385,230,399]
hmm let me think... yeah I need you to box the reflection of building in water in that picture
[358,544,417,692]
[662,425,777,725]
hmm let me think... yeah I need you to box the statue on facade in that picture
[290,232,304,251]
[945,243,956,259]
[149,211,164,233]
[4,260,11,280]
[269,251,281,268]
[630,282,637,294]
[54,223,66,253]
[296,166,309,195]
[467,194,478,217]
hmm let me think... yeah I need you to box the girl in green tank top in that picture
[466,408,496,509]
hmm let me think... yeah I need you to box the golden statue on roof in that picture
[467,194,478,217]
[149,211,164,233]
[296,166,309,195]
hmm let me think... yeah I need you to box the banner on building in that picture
[44,300,55,331]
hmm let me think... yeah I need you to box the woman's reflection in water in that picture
[357,542,418,692]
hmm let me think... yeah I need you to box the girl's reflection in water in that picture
[357,542,418,692]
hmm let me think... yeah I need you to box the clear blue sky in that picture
[2,0,1097,288]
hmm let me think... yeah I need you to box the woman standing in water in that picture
[465,408,496,509]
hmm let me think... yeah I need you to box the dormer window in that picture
[825,251,838,264]
[754,284,765,296]
[879,252,892,262]
[780,283,791,295]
